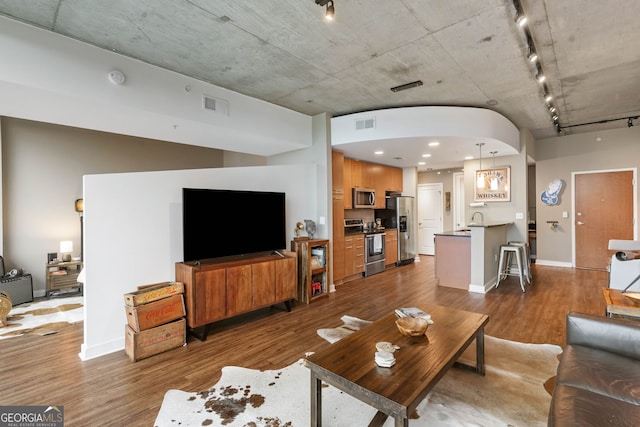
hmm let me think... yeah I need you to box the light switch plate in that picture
[562,211,568,218]
[515,212,524,220]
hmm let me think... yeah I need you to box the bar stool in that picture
[508,241,532,285]
[496,244,526,292]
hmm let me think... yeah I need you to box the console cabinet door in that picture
[252,261,276,308]
[276,257,297,301]
[226,265,252,316]
[194,269,226,326]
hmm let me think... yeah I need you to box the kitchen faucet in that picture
[471,211,484,224]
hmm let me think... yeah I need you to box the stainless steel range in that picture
[344,219,386,276]
[364,231,385,276]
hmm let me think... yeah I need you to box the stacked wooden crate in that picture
[123,281,186,362]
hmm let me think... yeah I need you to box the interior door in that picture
[417,183,443,255]
[575,170,634,269]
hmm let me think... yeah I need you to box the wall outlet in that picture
[562,211,568,218]
[515,212,524,220]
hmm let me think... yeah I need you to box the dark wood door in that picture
[575,170,634,269]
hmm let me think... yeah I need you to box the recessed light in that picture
[374,151,384,155]
[428,141,440,146]
[422,154,431,158]
[418,161,426,166]
[464,156,473,160]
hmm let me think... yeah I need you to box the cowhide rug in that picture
[316,314,372,343]
[0,296,83,339]
[154,335,562,426]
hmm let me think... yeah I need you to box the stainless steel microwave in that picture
[353,188,376,208]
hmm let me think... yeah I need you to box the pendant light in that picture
[490,151,499,190]
[476,143,485,189]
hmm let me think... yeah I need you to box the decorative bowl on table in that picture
[395,317,429,337]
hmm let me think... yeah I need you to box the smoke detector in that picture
[108,70,126,85]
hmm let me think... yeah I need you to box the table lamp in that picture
[59,240,73,262]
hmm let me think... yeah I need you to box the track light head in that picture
[629,118,634,128]
[516,13,527,27]
[536,72,546,83]
[544,93,553,103]
[315,0,335,20]
[325,0,334,20]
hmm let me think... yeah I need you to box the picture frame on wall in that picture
[474,166,510,202]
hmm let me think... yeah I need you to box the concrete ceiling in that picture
[1,0,639,170]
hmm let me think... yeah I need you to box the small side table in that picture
[46,260,83,297]
[602,288,640,321]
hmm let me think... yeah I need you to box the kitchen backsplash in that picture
[345,208,375,223]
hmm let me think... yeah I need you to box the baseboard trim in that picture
[535,259,573,268]
[469,277,497,294]
[78,337,123,361]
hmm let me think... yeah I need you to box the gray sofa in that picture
[548,312,640,426]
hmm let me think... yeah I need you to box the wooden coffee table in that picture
[603,288,640,320]
[304,305,489,427]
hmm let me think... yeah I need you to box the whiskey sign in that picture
[474,167,510,202]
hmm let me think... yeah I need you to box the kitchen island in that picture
[435,222,512,293]
[435,231,471,289]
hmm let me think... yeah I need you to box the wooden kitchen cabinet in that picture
[333,197,345,281]
[344,234,365,277]
[343,158,353,209]
[372,163,387,208]
[385,229,398,266]
[388,166,403,192]
[340,155,403,207]
[351,160,374,189]
[332,151,346,282]
[176,253,296,339]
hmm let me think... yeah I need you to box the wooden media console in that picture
[175,251,297,340]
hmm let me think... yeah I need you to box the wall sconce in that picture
[60,240,73,262]
[75,198,84,214]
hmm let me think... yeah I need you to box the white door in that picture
[453,172,465,230]
[418,183,443,255]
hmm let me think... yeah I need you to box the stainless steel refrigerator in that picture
[396,196,416,265]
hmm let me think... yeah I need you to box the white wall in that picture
[268,114,332,239]
[0,16,311,157]
[81,164,316,360]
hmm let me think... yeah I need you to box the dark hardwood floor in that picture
[0,256,607,426]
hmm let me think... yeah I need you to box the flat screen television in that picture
[182,188,286,262]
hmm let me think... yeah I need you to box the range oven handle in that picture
[370,192,375,206]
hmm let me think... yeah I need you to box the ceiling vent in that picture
[202,95,229,115]
[355,117,375,130]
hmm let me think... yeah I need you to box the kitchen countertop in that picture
[435,222,513,237]
[434,230,471,237]
[344,228,393,236]
[466,221,514,228]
